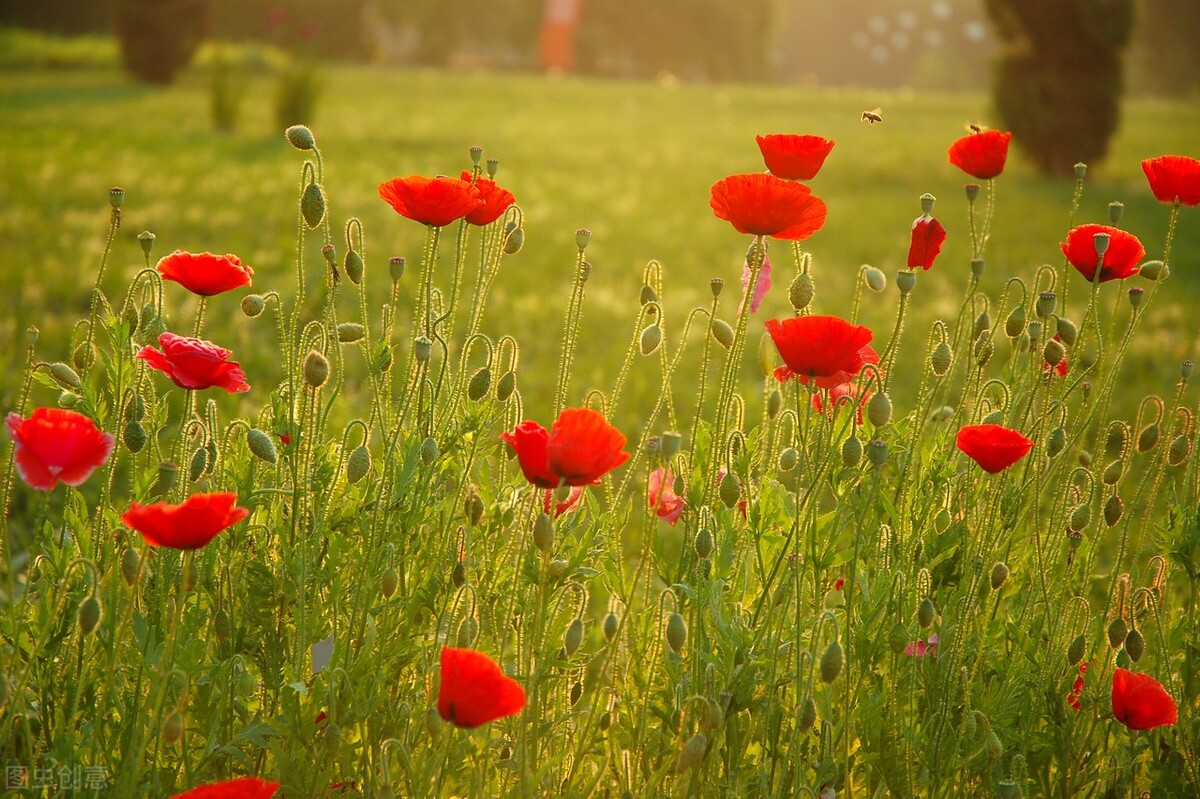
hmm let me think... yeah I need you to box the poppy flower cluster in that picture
[1141,155,1200,207]
[956,424,1033,473]
[501,407,629,489]
[1111,668,1177,730]
[766,315,878,389]
[6,408,115,491]
[156,250,253,297]
[648,468,686,525]
[947,129,1012,180]
[438,646,525,728]
[1060,224,1145,284]
[378,175,484,227]
[138,333,250,394]
[170,777,280,799]
[755,134,835,181]
[122,492,249,550]
[710,173,828,241]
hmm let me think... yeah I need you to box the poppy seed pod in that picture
[124,420,147,453]
[779,446,799,472]
[990,561,1009,590]
[303,350,330,388]
[1107,617,1128,649]
[344,249,364,285]
[1066,634,1085,667]
[1139,260,1165,281]
[1092,231,1111,259]
[710,319,735,350]
[413,337,432,364]
[337,323,365,343]
[1104,494,1124,527]
[918,597,936,628]
[533,512,555,554]
[564,619,585,658]
[137,230,156,257]
[867,393,892,427]
[919,192,936,214]
[108,186,125,209]
[381,567,398,599]
[467,367,492,401]
[666,612,687,654]
[1124,628,1145,662]
[285,124,316,150]
[388,256,406,282]
[575,228,591,251]
[674,732,708,773]
[247,428,278,464]
[930,341,952,376]
[1128,287,1144,309]
[964,183,980,202]
[156,461,178,495]
[420,437,439,464]
[1074,162,1088,179]
[718,471,741,508]
[301,182,326,229]
[710,278,725,298]
[640,324,662,356]
[661,431,682,458]
[1035,292,1057,319]
[78,595,102,635]
[789,272,815,310]
[322,244,336,266]
[867,438,888,467]
[486,157,499,178]
[864,266,886,292]
[121,546,141,586]
[819,639,844,683]
[1004,306,1025,338]
[694,526,714,559]
[1184,360,1195,380]
[346,446,371,484]
[495,370,516,402]
[896,270,916,295]
[603,611,620,643]
[1109,200,1124,225]
[842,436,863,468]
[798,695,818,731]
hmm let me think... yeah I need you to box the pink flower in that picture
[648,468,686,525]
[904,633,939,657]
[738,251,773,314]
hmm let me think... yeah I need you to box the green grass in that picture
[2,63,1199,423]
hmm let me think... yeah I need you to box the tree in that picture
[984,0,1134,175]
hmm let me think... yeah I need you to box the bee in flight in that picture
[861,107,883,124]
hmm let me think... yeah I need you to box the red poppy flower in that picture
[948,130,1012,180]
[710,173,828,240]
[648,467,685,525]
[1060,224,1145,283]
[908,216,947,270]
[171,777,280,799]
[955,424,1033,473]
[1111,668,1177,730]
[547,408,630,486]
[459,171,516,226]
[137,332,250,393]
[500,421,558,489]
[543,485,584,517]
[1067,662,1088,711]
[122,492,249,549]
[378,175,482,227]
[6,408,115,491]
[755,134,835,181]
[812,381,870,423]
[904,633,939,658]
[156,250,253,297]
[767,315,879,390]
[1141,155,1200,207]
[438,646,525,728]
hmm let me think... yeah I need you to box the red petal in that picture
[438,647,525,729]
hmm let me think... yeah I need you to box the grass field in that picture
[3,64,1199,424]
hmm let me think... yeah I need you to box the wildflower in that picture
[648,468,686,525]
[122,492,249,550]
[1067,662,1088,712]
[904,632,939,657]
[956,424,1033,473]
[755,134,835,181]
[908,216,947,270]
[1141,155,1200,207]
[170,777,280,799]
[709,173,828,240]
[501,408,629,488]
[766,315,879,389]
[6,408,115,491]
[459,171,516,226]
[738,251,772,314]
[947,130,1012,180]
[438,646,526,728]
[377,175,483,227]
[156,251,253,297]
[543,485,584,517]
[812,381,871,424]
[1111,668,1178,730]
[1060,224,1145,283]
[137,333,250,393]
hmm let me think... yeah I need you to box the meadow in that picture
[1,56,1199,798]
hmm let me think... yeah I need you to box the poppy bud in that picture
[710,319,734,350]
[990,561,1009,590]
[867,439,888,467]
[58,391,80,409]
[842,436,863,468]
[980,409,1004,426]
[424,706,442,739]
[451,561,466,589]
[711,278,725,298]
[864,266,886,292]
[467,367,491,401]
[495,370,516,402]
[137,230,156,257]
[798,695,818,731]
[1168,434,1190,466]
[1139,260,1165,281]
[888,622,909,655]
[964,183,980,202]
[212,607,230,641]
[78,595,102,635]
[389,256,407,282]
[1034,292,1056,320]
[374,565,397,599]
[985,730,1004,760]
[374,344,393,373]
[301,182,326,229]
[1056,318,1078,348]
[973,310,991,339]
[120,546,141,586]
[674,732,708,773]
[640,284,658,305]
[603,611,620,643]
[548,559,569,580]
[413,336,432,364]
[1127,287,1144,309]
[1078,449,1092,467]
[237,294,264,319]
[896,270,916,295]
[918,597,936,628]
[575,228,591,251]
[779,446,799,472]
[640,324,662,355]
[1041,339,1066,371]
[337,323,365,343]
[788,272,815,310]
[1101,459,1123,486]
[1183,360,1195,380]
[694,526,714,559]
[464,491,484,526]
[564,618,584,658]
[867,393,892,427]
[930,341,952,376]
[420,437,439,464]
[974,331,993,366]
[189,446,208,483]
[718,471,741,508]
[1104,494,1123,527]
[935,507,952,532]
[970,258,986,280]
[700,696,724,731]
[1066,634,1085,667]
[533,512,555,554]
[756,332,776,376]
[341,249,364,285]
[162,710,183,745]
[156,461,178,495]
[767,388,782,420]
[123,420,147,453]
[666,612,687,654]
[50,362,83,391]
[919,192,936,215]
[182,557,199,592]
[304,350,330,388]
[456,616,478,648]
[1004,306,1025,338]
[1045,427,1065,458]
[1107,617,1128,649]
[346,445,371,484]
[819,639,844,683]
[247,428,278,464]
[1124,628,1144,662]
[285,124,316,150]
